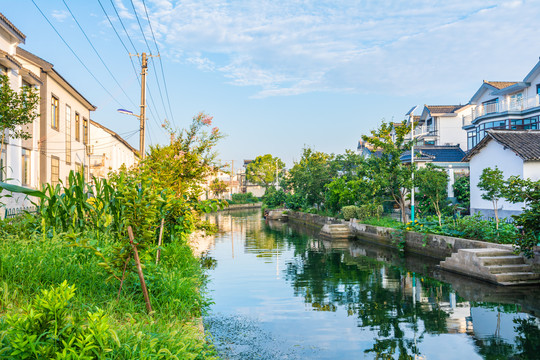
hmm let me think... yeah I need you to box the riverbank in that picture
[220,202,262,211]
[0,228,217,358]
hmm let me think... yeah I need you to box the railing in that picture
[4,206,38,219]
[471,95,540,121]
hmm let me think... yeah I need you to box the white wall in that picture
[88,122,137,179]
[438,115,468,149]
[523,161,540,181]
[470,140,524,215]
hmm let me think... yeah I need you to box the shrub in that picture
[0,281,116,359]
[230,192,259,204]
[342,205,359,221]
[356,203,383,220]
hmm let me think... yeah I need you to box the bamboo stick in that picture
[156,218,165,264]
[127,226,153,314]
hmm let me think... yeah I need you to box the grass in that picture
[0,223,218,359]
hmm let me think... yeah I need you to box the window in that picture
[66,105,71,164]
[75,112,80,141]
[511,117,539,130]
[51,96,59,130]
[467,130,477,150]
[0,64,6,75]
[51,156,59,186]
[75,162,82,175]
[510,92,523,110]
[21,148,30,186]
[537,84,540,97]
[83,118,88,145]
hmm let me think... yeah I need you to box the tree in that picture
[362,120,413,222]
[287,147,336,209]
[0,74,39,155]
[503,176,540,257]
[416,164,449,226]
[245,154,285,191]
[210,178,228,198]
[453,175,470,212]
[478,166,505,229]
[143,112,224,201]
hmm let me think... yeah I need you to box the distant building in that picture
[415,105,472,150]
[88,120,138,179]
[464,130,540,219]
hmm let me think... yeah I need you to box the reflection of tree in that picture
[474,337,514,360]
[285,247,453,359]
[514,317,540,358]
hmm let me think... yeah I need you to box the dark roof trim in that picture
[16,47,96,111]
[90,120,139,156]
[0,12,25,43]
[464,130,540,161]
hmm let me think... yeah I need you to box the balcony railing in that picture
[468,95,540,122]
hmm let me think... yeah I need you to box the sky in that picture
[2,0,540,168]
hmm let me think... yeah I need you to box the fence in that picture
[3,206,38,219]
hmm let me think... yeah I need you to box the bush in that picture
[263,188,287,208]
[229,192,259,204]
[356,203,383,220]
[342,205,359,221]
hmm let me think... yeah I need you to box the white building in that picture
[88,120,138,179]
[16,47,96,187]
[464,130,540,219]
[462,61,540,152]
[416,105,472,150]
[0,12,42,211]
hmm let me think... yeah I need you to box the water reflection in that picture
[204,210,540,359]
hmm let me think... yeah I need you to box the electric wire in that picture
[101,0,166,137]
[129,0,170,124]
[62,0,137,109]
[141,0,176,127]
[30,0,124,108]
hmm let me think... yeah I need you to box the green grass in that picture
[0,227,218,359]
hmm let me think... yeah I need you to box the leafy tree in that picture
[287,147,336,209]
[0,74,39,155]
[362,120,413,222]
[504,176,540,257]
[210,178,228,198]
[246,154,285,191]
[144,112,224,201]
[416,164,449,226]
[478,166,505,229]
[453,175,470,211]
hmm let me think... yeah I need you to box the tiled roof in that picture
[464,130,540,161]
[401,145,466,163]
[426,105,464,114]
[483,81,518,90]
[0,12,25,41]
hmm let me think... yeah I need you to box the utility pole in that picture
[230,160,234,199]
[139,52,147,159]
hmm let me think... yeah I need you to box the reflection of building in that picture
[238,160,266,197]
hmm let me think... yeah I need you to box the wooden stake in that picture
[127,226,153,314]
[156,218,165,264]
[116,254,131,301]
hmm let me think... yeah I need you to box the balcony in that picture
[468,95,540,122]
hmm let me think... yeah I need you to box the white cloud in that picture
[124,0,540,99]
[51,10,69,22]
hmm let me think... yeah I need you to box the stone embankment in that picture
[286,210,540,286]
[219,203,262,211]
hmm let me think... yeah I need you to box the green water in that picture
[203,210,540,359]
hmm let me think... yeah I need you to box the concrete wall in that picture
[288,211,512,260]
[438,115,467,148]
[470,140,525,218]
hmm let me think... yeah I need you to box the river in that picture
[202,209,540,360]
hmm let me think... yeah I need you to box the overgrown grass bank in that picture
[0,220,217,359]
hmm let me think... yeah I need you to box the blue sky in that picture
[3,0,540,167]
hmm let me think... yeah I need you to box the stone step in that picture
[480,256,525,266]
[494,272,540,284]
[474,249,515,257]
[487,264,533,274]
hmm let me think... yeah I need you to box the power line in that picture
[62,0,137,109]
[129,0,170,125]
[30,0,124,108]
[99,0,164,132]
[141,0,176,127]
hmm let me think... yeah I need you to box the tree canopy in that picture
[246,154,285,190]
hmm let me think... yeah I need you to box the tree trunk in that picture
[127,226,153,314]
[493,200,499,230]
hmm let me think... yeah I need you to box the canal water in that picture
[202,210,540,360]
